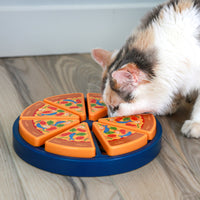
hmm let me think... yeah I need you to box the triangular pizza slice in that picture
[20,101,79,120]
[19,118,80,146]
[98,114,156,140]
[92,122,147,156]
[45,122,96,158]
[86,93,107,121]
[44,93,86,121]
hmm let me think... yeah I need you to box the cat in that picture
[91,0,200,138]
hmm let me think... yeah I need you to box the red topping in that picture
[70,106,79,109]
[91,99,96,103]
[77,128,86,132]
[42,111,51,114]
[46,127,57,131]
[119,129,126,134]
[56,113,64,116]
[40,121,46,125]
[94,106,104,108]
[126,123,136,127]
[107,134,117,138]
[60,132,71,137]
[115,117,123,121]
[76,136,84,140]
[131,116,139,121]
[48,106,57,110]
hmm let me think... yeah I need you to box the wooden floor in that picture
[0,54,200,200]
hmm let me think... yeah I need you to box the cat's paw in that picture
[181,120,200,138]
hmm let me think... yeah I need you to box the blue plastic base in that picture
[13,116,162,177]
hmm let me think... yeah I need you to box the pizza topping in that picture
[19,93,157,156]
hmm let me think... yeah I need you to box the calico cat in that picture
[91,0,200,138]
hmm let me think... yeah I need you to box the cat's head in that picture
[91,48,155,117]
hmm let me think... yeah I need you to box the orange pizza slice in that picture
[86,93,107,121]
[98,114,156,140]
[19,119,80,146]
[44,93,86,121]
[20,101,79,120]
[45,122,96,158]
[92,122,147,156]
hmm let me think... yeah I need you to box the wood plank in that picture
[35,54,102,94]
[110,137,200,200]
[67,177,123,200]
[0,122,25,200]
[160,104,200,190]
[0,64,75,199]
[0,56,121,200]
[1,54,200,199]
[0,66,25,199]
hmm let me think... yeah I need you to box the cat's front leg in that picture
[181,93,200,138]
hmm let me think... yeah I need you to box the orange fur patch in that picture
[103,81,124,107]
[176,0,193,13]
[131,26,155,51]
[102,68,108,81]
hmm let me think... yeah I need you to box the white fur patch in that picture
[181,120,200,138]
[100,2,200,138]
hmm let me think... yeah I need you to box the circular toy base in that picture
[13,117,162,177]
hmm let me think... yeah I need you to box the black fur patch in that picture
[109,46,156,78]
[140,4,164,29]
[166,0,179,10]
[109,77,134,103]
[107,48,126,73]
[101,74,107,93]
[108,105,119,114]
[105,45,156,102]
[120,48,155,78]
[194,0,200,8]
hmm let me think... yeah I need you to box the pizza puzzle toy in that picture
[13,93,162,177]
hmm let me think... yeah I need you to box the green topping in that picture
[70,128,77,132]
[91,103,96,107]
[56,124,64,127]
[77,104,82,107]
[110,127,117,130]
[65,103,72,106]
[123,117,130,121]
[76,133,86,136]
[57,109,65,112]
[105,131,115,135]
[47,120,54,125]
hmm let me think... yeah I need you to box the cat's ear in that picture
[91,48,113,69]
[112,63,150,91]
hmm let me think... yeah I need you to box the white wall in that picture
[0,0,165,57]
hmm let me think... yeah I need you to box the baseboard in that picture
[0,0,164,57]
